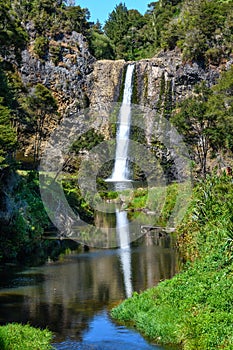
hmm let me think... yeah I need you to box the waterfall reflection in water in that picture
[116,210,133,298]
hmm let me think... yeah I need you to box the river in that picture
[0,231,178,350]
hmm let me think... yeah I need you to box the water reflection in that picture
[116,210,133,298]
[0,235,177,343]
[54,310,163,349]
[0,209,178,349]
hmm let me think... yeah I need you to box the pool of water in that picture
[0,235,178,350]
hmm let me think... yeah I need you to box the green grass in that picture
[0,323,54,350]
[111,174,233,349]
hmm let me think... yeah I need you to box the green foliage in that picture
[0,0,27,61]
[7,0,90,39]
[0,323,54,350]
[49,44,62,65]
[64,5,90,35]
[62,178,94,224]
[112,174,233,349]
[126,183,182,227]
[99,190,119,200]
[104,3,146,60]
[177,0,230,62]
[0,171,51,263]
[0,99,17,166]
[171,68,233,176]
[89,30,115,60]
[102,0,232,62]
[25,84,58,163]
[171,82,213,176]
[71,128,104,154]
[33,36,49,59]
[207,66,233,152]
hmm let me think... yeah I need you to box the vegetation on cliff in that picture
[111,173,233,349]
[171,66,233,176]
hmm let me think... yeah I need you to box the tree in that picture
[104,3,129,47]
[171,83,214,176]
[0,0,27,61]
[207,66,233,152]
[65,5,90,35]
[89,31,115,59]
[26,84,58,164]
[104,3,147,60]
[172,68,233,176]
[0,99,17,167]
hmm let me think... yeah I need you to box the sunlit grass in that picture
[0,323,54,350]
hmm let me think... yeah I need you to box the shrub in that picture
[0,323,54,350]
[33,36,49,59]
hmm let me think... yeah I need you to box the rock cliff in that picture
[88,49,225,108]
[18,30,95,157]
[87,59,125,106]
[21,31,95,115]
[18,33,231,160]
[85,49,231,181]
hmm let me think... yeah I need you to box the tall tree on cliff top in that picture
[104,3,146,60]
[104,3,129,46]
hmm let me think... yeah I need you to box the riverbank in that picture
[111,174,233,349]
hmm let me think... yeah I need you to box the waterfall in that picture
[108,64,135,182]
[116,210,133,298]
[105,64,135,297]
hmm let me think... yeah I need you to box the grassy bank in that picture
[0,323,53,350]
[111,174,233,349]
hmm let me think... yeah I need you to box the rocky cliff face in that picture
[18,35,230,159]
[88,49,224,108]
[21,31,95,115]
[85,49,231,181]
[87,59,125,106]
[18,30,95,157]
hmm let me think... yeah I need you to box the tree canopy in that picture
[102,0,232,62]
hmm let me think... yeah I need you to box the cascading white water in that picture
[108,64,135,181]
[116,210,133,298]
[105,64,135,297]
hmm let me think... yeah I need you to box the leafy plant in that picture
[34,36,49,59]
[0,323,54,350]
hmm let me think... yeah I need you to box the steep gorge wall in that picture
[18,40,230,159]
[87,59,125,106]
[21,31,95,114]
[18,31,95,157]
[86,50,231,180]
[88,49,223,108]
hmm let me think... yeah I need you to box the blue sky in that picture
[75,1,151,25]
